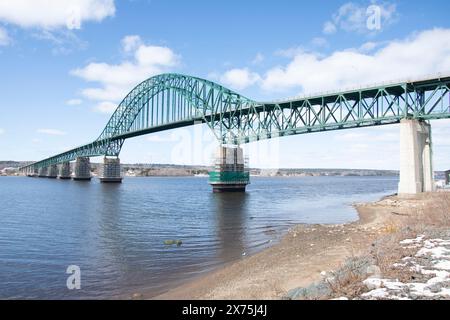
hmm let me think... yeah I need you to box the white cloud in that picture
[93,101,117,114]
[358,41,380,53]
[121,35,142,53]
[66,98,83,105]
[135,45,179,67]
[261,28,450,93]
[37,128,67,136]
[275,46,306,58]
[251,53,264,65]
[323,21,337,35]
[32,29,87,55]
[71,35,180,110]
[323,2,397,35]
[0,0,115,30]
[0,27,10,46]
[0,128,4,135]
[220,68,261,90]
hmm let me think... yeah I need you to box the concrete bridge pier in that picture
[47,165,58,178]
[26,167,34,177]
[398,119,434,197]
[208,145,250,192]
[58,162,72,179]
[38,166,47,177]
[73,157,91,181]
[99,157,122,183]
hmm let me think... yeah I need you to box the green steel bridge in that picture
[21,73,450,170]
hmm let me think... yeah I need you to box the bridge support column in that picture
[208,145,249,192]
[398,119,434,197]
[73,157,91,181]
[26,167,34,177]
[99,157,122,183]
[47,165,58,178]
[38,166,47,177]
[59,162,72,179]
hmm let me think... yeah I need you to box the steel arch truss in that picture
[21,74,450,170]
[215,78,450,144]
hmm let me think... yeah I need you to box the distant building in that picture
[446,170,450,185]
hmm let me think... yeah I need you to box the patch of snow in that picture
[362,288,389,298]
[434,260,450,271]
[400,235,425,245]
[360,236,450,300]
[416,246,450,259]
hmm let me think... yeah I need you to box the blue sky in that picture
[1,0,450,169]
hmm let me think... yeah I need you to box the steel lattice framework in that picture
[22,73,450,170]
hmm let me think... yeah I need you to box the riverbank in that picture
[139,191,450,300]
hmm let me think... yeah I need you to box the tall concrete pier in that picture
[208,146,249,192]
[59,162,71,179]
[47,165,58,178]
[38,166,47,177]
[99,157,122,183]
[73,157,91,181]
[398,119,434,197]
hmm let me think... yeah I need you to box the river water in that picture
[0,175,398,299]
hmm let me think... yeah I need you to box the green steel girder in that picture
[21,73,450,170]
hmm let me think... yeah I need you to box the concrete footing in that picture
[99,157,122,183]
[26,167,37,177]
[73,157,91,181]
[398,119,434,197]
[38,167,48,177]
[209,146,249,192]
[58,162,71,179]
[47,165,58,178]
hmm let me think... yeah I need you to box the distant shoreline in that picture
[1,160,403,178]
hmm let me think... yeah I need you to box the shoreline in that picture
[138,191,449,300]
[128,193,398,300]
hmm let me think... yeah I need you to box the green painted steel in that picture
[21,73,450,171]
[208,171,250,184]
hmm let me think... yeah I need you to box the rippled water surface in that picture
[0,176,398,299]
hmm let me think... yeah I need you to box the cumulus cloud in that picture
[71,35,180,113]
[121,35,142,53]
[0,0,115,30]
[323,1,397,35]
[0,27,10,46]
[219,68,261,90]
[37,128,67,136]
[261,28,450,93]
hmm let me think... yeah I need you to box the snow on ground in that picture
[360,235,450,300]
